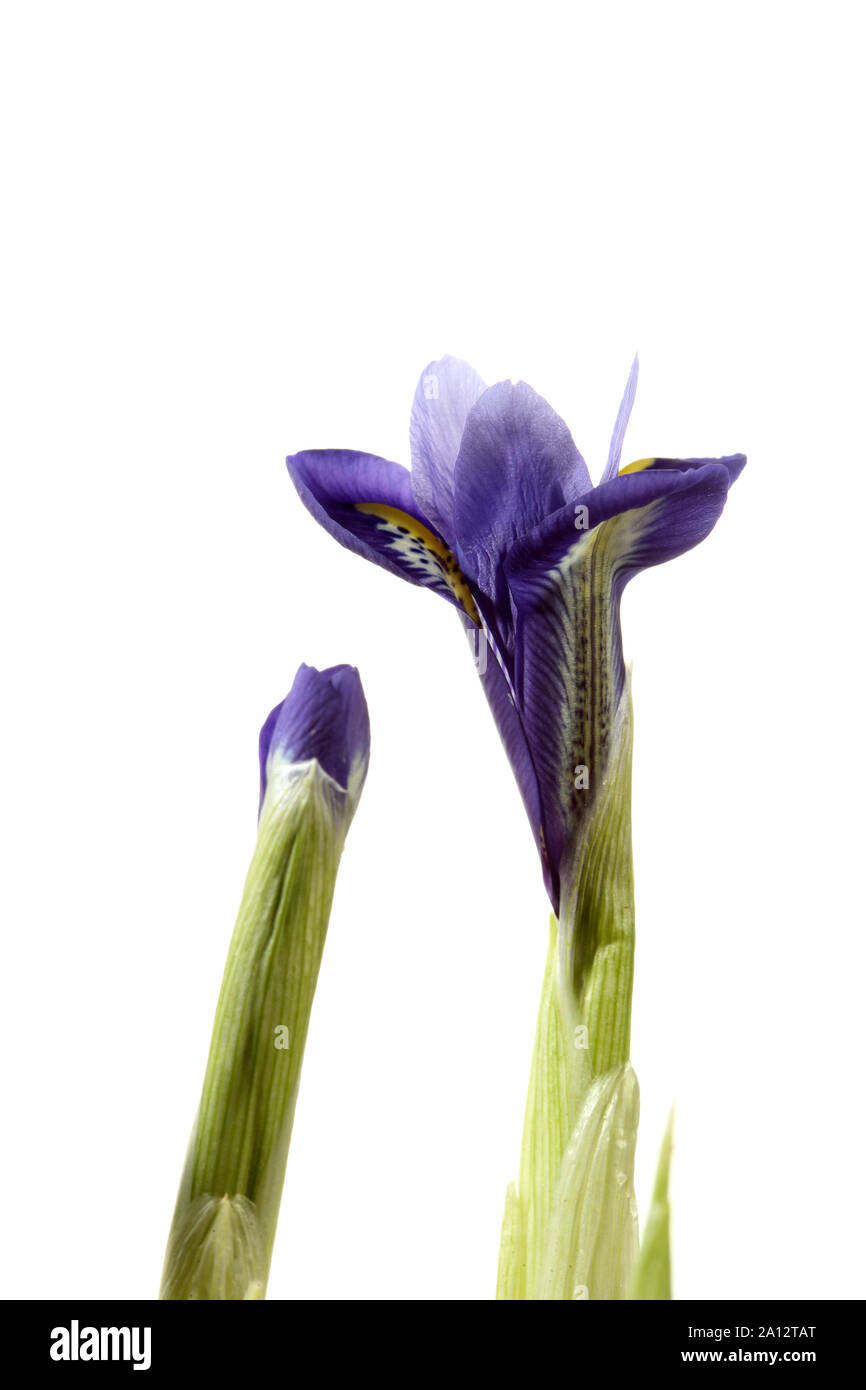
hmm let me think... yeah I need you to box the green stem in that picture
[560,683,636,1078]
[497,681,640,1300]
[160,764,347,1299]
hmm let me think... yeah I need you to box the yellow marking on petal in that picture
[618,457,657,475]
[355,503,480,623]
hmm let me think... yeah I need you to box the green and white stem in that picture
[497,682,672,1301]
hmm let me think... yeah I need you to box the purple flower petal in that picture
[508,461,742,601]
[409,356,488,544]
[634,453,747,486]
[288,448,480,620]
[259,663,370,815]
[504,461,739,896]
[453,381,592,611]
[464,616,555,902]
[600,355,640,484]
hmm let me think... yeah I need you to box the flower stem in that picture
[160,765,345,1299]
[497,681,642,1300]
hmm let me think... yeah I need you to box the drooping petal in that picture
[259,662,370,815]
[287,449,480,621]
[463,615,555,901]
[575,459,744,580]
[453,382,592,611]
[509,461,741,671]
[409,355,487,544]
[600,355,640,484]
[619,452,746,486]
[505,461,741,896]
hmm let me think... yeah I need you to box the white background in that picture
[2,1,864,1301]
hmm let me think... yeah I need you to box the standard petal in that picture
[259,662,371,813]
[505,462,740,892]
[409,355,487,543]
[453,382,592,610]
[287,448,480,620]
[600,355,640,484]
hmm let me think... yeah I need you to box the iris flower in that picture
[288,357,744,915]
[287,358,743,1300]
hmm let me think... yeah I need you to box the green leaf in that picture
[629,1109,674,1300]
[158,1195,265,1301]
[496,1182,526,1301]
[535,1062,640,1300]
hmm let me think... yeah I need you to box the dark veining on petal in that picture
[355,503,480,622]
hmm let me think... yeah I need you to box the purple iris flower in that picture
[258,662,370,819]
[287,358,743,913]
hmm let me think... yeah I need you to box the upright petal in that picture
[288,449,480,620]
[453,382,592,611]
[409,356,487,543]
[600,355,640,484]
